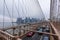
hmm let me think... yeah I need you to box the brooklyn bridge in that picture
[0,0,60,40]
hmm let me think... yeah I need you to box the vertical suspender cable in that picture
[22,0,25,24]
[12,0,14,26]
[19,0,26,19]
[18,0,20,18]
[4,0,11,19]
[4,0,13,26]
[20,0,25,18]
[26,0,30,18]
[22,0,27,18]
[15,2,20,18]
[3,0,5,29]
[18,0,20,36]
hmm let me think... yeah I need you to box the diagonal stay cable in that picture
[18,0,20,18]
[3,0,5,29]
[37,0,45,20]
[15,4,20,17]
[12,0,14,26]
[22,0,27,17]
[4,0,14,26]
[19,0,25,18]
[14,1,20,18]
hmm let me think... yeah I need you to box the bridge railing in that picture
[50,22,60,40]
[1,23,39,37]
[0,22,59,40]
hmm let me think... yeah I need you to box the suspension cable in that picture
[4,0,11,19]
[37,0,45,20]
[12,0,14,26]
[3,0,5,29]
[19,0,25,18]
[22,0,27,18]
[14,0,20,18]
[25,0,30,18]
[4,0,14,26]
[15,4,20,17]
[18,0,20,18]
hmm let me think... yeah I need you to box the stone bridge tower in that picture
[50,0,60,22]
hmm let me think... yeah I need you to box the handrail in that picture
[32,31,58,37]
[0,21,48,31]
[50,22,60,40]
[0,30,14,38]
[0,30,22,40]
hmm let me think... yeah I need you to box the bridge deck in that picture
[0,22,59,40]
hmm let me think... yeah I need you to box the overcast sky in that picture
[0,0,50,22]
[39,0,50,19]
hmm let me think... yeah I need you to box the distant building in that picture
[24,17,31,23]
[31,18,37,22]
[50,0,60,21]
[16,17,40,24]
[16,18,23,24]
